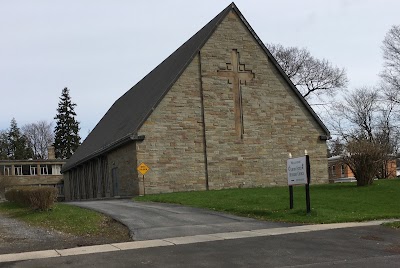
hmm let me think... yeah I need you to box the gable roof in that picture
[62,2,330,172]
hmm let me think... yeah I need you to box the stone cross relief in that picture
[217,49,254,140]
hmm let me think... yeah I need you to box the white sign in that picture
[287,156,308,185]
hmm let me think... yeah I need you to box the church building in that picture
[62,3,330,200]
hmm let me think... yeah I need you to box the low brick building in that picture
[328,156,396,182]
[62,3,331,200]
[0,146,65,199]
[327,156,355,183]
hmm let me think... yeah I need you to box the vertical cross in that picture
[217,49,254,139]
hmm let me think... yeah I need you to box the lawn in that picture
[0,202,128,238]
[135,179,400,224]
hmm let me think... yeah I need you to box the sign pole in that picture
[137,162,150,196]
[305,154,311,215]
[305,184,310,214]
[143,175,145,196]
[288,153,294,209]
[289,186,293,209]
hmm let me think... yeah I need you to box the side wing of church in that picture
[62,3,330,200]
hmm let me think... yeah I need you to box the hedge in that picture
[5,186,58,211]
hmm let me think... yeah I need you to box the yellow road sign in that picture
[137,162,150,175]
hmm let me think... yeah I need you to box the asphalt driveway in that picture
[68,199,297,240]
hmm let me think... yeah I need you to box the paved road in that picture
[4,225,400,267]
[68,200,297,240]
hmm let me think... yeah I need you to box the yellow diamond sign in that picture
[137,162,150,175]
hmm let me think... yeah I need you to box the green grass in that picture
[135,179,400,224]
[0,202,122,237]
[383,221,400,228]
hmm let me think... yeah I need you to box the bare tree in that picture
[337,87,379,141]
[329,24,400,185]
[328,138,344,157]
[333,87,399,185]
[375,99,400,178]
[382,25,400,99]
[22,121,54,159]
[267,44,348,99]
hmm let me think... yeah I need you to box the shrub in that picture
[5,186,58,211]
[0,177,12,198]
[343,137,388,186]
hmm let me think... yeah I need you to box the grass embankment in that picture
[135,179,400,224]
[0,202,128,238]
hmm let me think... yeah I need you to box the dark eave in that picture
[61,135,145,173]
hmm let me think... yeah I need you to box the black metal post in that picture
[305,184,311,214]
[289,186,294,209]
[305,154,311,215]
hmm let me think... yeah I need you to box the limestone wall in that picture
[199,10,328,188]
[137,55,207,194]
[136,10,328,194]
[107,141,139,196]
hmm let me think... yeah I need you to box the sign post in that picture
[287,153,311,215]
[137,162,150,196]
[289,185,294,209]
[305,154,311,214]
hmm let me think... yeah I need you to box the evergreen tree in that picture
[54,87,81,159]
[0,130,9,160]
[7,118,33,159]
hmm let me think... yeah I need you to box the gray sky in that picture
[1,0,399,140]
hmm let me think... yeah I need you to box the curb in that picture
[0,219,396,263]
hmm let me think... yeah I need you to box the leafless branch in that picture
[267,43,348,99]
[22,121,54,159]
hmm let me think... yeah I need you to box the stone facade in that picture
[63,142,139,201]
[136,10,329,194]
[107,141,139,196]
[63,6,330,200]
[137,55,207,193]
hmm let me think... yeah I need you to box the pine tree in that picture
[54,87,81,159]
[7,118,33,159]
[0,130,9,160]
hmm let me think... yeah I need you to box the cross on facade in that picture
[217,49,254,139]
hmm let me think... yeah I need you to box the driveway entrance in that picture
[68,200,296,240]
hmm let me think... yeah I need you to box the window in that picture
[52,165,61,175]
[40,165,48,175]
[30,166,37,175]
[15,166,22,176]
[331,165,336,177]
[22,165,30,175]
[47,165,52,175]
[3,166,11,176]
[341,164,345,177]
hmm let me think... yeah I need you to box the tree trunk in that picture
[356,176,374,186]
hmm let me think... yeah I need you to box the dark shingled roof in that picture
[62,2,330,172]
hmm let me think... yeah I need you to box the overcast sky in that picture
[1,0,399,140]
